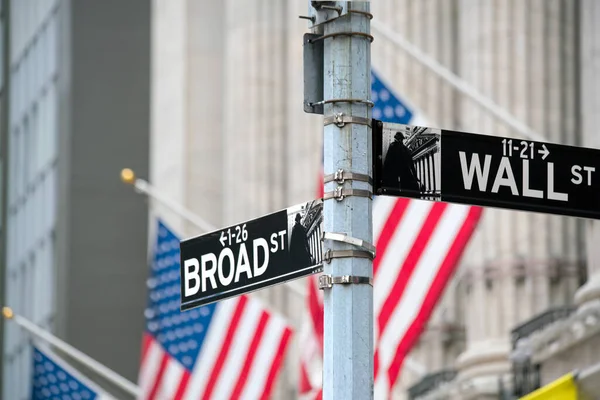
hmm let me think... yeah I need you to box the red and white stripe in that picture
[299,196,481,399]
[138,295,293,400]
[298,276,323,399]
[373,198,481,397]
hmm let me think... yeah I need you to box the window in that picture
[7,128,16,206]
[6,213,14,268]
[30,105,38,178]
[0,21,4,90]
[40,230,56,325]
[9,0,19,60]
[47,16,57,79]
[45,167,56,232]
[21,116,28,199]
[47,83,57,163]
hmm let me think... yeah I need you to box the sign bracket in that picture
[323,188,372,202]
[324,113,372,128]
[303,33,324,114]
[324,168,373,186]
[322,249,374,263]
[322,231,376,256]
[318,274,373,290]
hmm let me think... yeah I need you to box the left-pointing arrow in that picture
[219,231,227,247]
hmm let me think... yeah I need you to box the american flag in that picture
[31,344,113,400]
[299,69,482,398]
[137,220,293,399]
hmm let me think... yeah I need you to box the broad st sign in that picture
[373,122,600,220]
[180,199,324,310]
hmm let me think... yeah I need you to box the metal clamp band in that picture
[324,113,372,128]
[309,98,374,108]
[322,232,376,256]
[347,10,374,19]
[318,274,373,290]
[308,31,374,43]
[323,187,372,201]
[319,5,343,15]
[323,169,372,186]
[323,249,375,263]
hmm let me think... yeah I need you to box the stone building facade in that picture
[151,1,597,398]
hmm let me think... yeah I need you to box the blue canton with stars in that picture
[146,221,217,372]
[31,347,97,400]
[371,69,414,124]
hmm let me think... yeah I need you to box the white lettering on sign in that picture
[458,153,569,202]
[183,230,288,297]
[270,230,286,252]
[522,160,543,199]
[200,253,218,292]
[219,224,249,247]
[501,139,550,160]
[184,258,201,297]
[234,244,252,283]
[254,238,270,276]
[218,248,235,286]
[571,165,595,186]
[459,152,491,191]
[491,157,519,195]
[547,163,568,201]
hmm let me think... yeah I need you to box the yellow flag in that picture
[520,373,578,400]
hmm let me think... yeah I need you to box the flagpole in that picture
[2,307,140,397]
[120,168,307,298]
[371,20,546,143]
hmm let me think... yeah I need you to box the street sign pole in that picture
[311,2,374,398]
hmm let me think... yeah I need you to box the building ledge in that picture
[524,303,600,364]
[409,373,506,400]
[408,369,457,400]
[575,275,600,307]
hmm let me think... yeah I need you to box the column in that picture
[150,0,189,234]
[420,158,426,189]
[433,152,442,190]
[424,158,429,190]
[428,153,434,193]
[186,0,225,232]
[575,0,600,309]
[414,158,420,185]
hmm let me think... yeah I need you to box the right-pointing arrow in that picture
[538,144,550,160]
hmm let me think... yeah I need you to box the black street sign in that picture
[373,121,600,220]
[180,199,324,310]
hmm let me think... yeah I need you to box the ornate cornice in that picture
[522,302,600,363]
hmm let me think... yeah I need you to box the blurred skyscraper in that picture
[0,1,150,399]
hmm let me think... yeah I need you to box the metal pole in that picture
[315,2,373,398]
[132,178,216,234]
[1,307,140,397]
